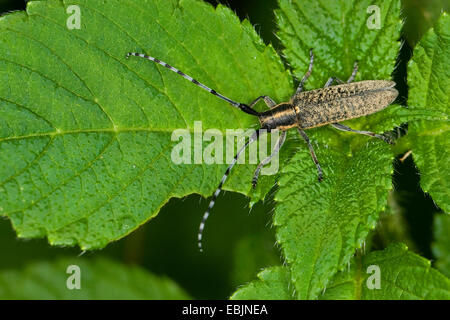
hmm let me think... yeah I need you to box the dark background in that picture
[0,0,447,299]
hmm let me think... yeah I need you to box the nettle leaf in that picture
[275,0,401,299]
[276,0,401,89]
[230,266,293,300]
[0,257,190,299]
[321,243,450,300]
[407,13,449,212]
[231,244,450,300]
[276,142,393,300]
[432,214,450,278]
[0,0,292,249]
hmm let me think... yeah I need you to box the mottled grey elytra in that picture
[126,49,398,252]
[263,80,398,130]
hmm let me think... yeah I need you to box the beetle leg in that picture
[347,61,358,83]
[249,95,277,109]
[296,49,314,94]
[331,123,393,144]
[252,131,286,188]
[324,77,345,87]
[325,61,358,87]
[297,128,323,182]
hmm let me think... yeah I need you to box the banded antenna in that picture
[126,52,259,116]
[197,129,263,252]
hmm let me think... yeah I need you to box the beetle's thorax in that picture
[258,102,299,131]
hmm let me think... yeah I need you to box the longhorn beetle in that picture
[126,49,398,252]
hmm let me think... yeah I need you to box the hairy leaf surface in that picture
[231,244,450,300]
[0,0,292,249]
[274,0,401,299]
[230,266,293,300]
[407,13,449,212]
[321,243,450,300]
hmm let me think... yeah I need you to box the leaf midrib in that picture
[0,126,202,143]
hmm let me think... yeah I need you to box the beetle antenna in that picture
[126,52,259,116]
[198,129,263,252]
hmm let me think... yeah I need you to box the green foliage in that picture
[406,13,450,212]
[0,0,448,301]
[276,0,401,90]
[231,244,450,300]
[0,0,291,249]
[275,141,393,299]
[230,266,293,300]
[0,257,190,299]
[274,0,403,299]
[321,243,450,300]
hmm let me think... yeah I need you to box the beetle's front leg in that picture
[252,131,287,188]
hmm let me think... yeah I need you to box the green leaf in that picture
[275,141,393,299]
[230,266,293,300]
[276,0,401,89]
[274,0,401,299]
[0,0,292,249]
[406,12,450,212]
[0,257,190,299]
[232,243,450,300]
[432,214,450,278]
[321,243,450,300]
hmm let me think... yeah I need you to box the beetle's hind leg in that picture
[327,61,393,145]
[297,128,323,182]
[252,131,287,188]
[331,123,394,144]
